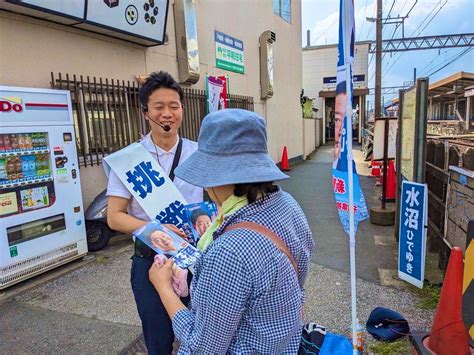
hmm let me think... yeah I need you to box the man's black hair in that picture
[190,209,210,225]
[139,71,184,110]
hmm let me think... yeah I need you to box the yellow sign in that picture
[0,192,18,216]
[463,221,474,341]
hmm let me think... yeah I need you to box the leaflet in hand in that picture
[132,220,201,269]
[184,201,218,245]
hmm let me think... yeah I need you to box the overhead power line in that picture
[380,0,448,77]
[414,0,448,37]
[426,47,473,77]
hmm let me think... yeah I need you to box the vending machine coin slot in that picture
[63,132,72,142]
[71,169,77,179]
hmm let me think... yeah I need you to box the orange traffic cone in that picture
[423,247,469,354]
[385,160,396,201]
[370,159,381,177]
[280,146,291,172]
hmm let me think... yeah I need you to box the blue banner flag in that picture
[332,0,369,235]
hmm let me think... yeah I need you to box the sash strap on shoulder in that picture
[224,221,299,284]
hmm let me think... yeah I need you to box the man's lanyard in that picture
[169,137,182,182]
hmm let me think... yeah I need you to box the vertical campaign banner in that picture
[217,75,229,109]
[206,75,229,113]
[206,75,224,113]
[398,180,428,288]
[103,143,188,227]
[332,0,369,235]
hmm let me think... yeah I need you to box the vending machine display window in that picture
[0,132,55,217]
[0,181,56,217]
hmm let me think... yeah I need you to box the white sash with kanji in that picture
[103,143,189,227]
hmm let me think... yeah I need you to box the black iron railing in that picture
[51,72,254,166]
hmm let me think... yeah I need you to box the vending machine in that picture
[0,86,88,289]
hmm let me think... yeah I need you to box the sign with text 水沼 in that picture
[398,180,428,288]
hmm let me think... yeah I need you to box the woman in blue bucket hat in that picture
[149,109,314,353]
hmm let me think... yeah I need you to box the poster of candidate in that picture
[332,0,369,235]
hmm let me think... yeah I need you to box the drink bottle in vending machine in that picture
[0,158,7,181]
[24,134,33,149]
[14,157,23,180]
[3,135,12,150]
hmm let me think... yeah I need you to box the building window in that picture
[273,0,291,23]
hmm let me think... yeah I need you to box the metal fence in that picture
[425,138,474,270]
[50,72,254,167]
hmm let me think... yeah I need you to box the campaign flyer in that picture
[132,220,201,269]
[184,201,218,245]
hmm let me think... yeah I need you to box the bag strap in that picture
[169,137,183,182]
[224,221,299,282]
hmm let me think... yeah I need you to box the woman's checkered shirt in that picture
[173,188,314,354]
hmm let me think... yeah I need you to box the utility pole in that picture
[374,0,382,118]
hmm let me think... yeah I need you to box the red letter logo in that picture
[0,101,23,112]
[0,101,12,112]
[12,104,23,112]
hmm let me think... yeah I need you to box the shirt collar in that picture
[146,133,179,156]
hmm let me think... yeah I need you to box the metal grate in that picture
[51,73,254,167]
[0,243,79,288]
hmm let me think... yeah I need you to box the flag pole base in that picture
[409,333,435,355]
[369,206,395,226]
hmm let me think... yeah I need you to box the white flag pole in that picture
[341,1,358,353]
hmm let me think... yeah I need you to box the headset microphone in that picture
[142,106,171,132]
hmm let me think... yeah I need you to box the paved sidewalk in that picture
[279,144,398,284]
[0,144,436,354]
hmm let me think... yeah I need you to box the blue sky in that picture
[302,0,474,107]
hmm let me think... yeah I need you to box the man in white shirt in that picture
[107,71,202,355]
